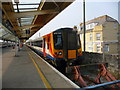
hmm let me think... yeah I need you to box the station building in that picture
[80,15,120,55]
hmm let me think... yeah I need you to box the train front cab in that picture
[51,28,82,68]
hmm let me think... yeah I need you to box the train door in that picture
[62,29,78,61]
[43,37,50,57]
[45,37,50,55]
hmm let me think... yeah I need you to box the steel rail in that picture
[80,80,120,89]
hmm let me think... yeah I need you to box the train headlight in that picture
[58,51,62,55]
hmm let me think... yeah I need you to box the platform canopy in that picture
[1,0,75,42]
[0,23,19,42]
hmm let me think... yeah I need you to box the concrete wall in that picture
[82,52,120,79]
[103,22,118,41]
[118,24,120,79]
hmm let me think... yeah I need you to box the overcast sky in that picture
[22,0,119,40]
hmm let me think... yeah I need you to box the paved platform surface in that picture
[2,46,45,88]
[2,45,79,89]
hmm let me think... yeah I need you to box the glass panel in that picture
[77,35,81,48]
[88,44,93,51]
[104,44,109,52]
[12,0,41,31]
[19,9,37,12]
[20,20,32,23]
[0,40,3,42]
[12,0,41,4]
[68,32,77,50]
[21,19,33,22]
[53,32,63,49]
[14,9,37,12]
[96,44,101,52]
[20,17,34,26]
[0,28,8,37]
[18,5,39,9]
[13,5,17,9]
[21,22,32,26]
[90,34,92,40]
[13,3,39,8]
[18,0,41,4]
[96,33,101,40]
[21,17,34,20]
[12,0,40,11]
[3,33,12,39]
[14,10,18,12]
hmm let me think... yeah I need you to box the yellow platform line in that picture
[26,47,52,89]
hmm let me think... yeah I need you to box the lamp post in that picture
[14,36,17,56]
[83,0,86,52]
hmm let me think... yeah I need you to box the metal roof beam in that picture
[30,29,38,31]
[19,37,29,40]
[13,24,43,30]
[8,10,59,19]
[14,8,38,10]
[13,3,40,5]
[32,0,46,24]
[2,4,14,29]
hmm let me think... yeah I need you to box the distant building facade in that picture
[80,15,120,55]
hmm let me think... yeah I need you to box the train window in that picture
[68,32,77,50]
[43,38,45,48]
[47,37,50,49]
[77,35,81,48]
[53,33,63,49]
[37,41,42,47]
[34,42,38,46]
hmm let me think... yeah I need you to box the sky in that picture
[13,0,119,41]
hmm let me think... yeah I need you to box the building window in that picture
[114,23,117,29]
[104,44,109,52]
[96,44,101,52]
[90,34,92,40]
[96,33,101,40]
[88,44,93,51]
[90,24,93,28]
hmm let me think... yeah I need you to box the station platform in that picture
[2,45,79,89]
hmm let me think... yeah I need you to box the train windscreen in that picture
[68,32,78,50]
[53,32,63,49]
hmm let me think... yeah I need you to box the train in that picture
[0,41,15,48]
[27,28,83,72]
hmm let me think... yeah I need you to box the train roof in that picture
[53,27,73,32]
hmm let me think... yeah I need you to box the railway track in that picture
[30,47,120,89]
